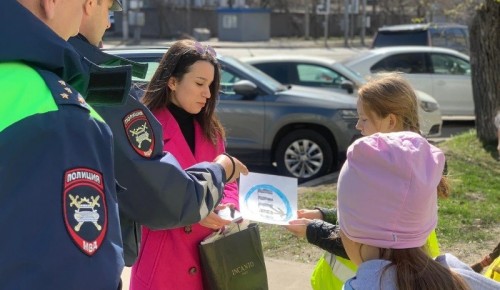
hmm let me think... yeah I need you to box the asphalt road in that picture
[436,120,475,139]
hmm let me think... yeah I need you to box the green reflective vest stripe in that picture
[311,229,440,290]
[0,62,57,132]
[0,62,104,132]
[311,256,336,290]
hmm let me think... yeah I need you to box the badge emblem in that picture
[123,109,155,157]
[63,168,107,256]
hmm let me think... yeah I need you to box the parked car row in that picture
[105,43,473,181]
[342,46,473,120]
[243,55,442,137]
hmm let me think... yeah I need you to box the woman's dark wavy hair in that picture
[141,39,224,143]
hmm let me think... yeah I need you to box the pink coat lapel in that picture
[153,107,222,168]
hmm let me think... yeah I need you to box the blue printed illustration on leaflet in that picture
[244,184,293,222]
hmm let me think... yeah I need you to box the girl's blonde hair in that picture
[358,72,420,133]
[358,72,450,198]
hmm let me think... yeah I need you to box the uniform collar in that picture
[68,33,150,104]
[69,34,148,79]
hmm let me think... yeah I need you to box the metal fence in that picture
[108,7,413,40]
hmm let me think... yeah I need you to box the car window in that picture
[430,28,446,47]
[111,55,162,83]
[252,63,290,84]
[296,64,347,87]
[370,53,428,74]
[430,28,469,54]
[222,56,284,92]
[430,53,470,75]
[220,69,242,95]
[372,30,428,47]
[446,28,468,51]
[131,61,159,82]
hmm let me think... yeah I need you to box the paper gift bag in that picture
[199,223,268,290]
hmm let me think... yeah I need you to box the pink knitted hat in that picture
[337,131,445,249]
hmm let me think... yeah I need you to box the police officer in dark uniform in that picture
[69,0,248,266]
[0,0,124,288]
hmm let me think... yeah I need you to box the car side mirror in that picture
[233,80,258,97]
[340,80,354,94]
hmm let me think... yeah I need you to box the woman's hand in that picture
[200,212,231,230]
[214,154,248,183]
[200,203,236,230]
[284,218,313,238]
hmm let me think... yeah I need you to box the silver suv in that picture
[106,49,360,182]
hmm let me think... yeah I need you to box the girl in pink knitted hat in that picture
[337,131,499,289]
[286,73,448,289]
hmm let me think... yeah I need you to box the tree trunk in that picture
[469,0,500,143]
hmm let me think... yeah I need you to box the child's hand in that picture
[297,209,323,220]
[284,218,313,238]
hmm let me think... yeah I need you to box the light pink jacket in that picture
[130,107,239,290]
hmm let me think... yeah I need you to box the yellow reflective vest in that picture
[485,256,500,282]
[311,230,440,290]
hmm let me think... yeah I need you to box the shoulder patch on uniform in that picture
[63,168,108,256]
[123,109,155,158]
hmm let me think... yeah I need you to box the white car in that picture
[243,55,442,137]
[341,46,473,120]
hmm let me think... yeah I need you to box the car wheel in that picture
[275,129,333,182]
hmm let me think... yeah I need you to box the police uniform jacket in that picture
[0,1,122,289]
[68,35,226,266]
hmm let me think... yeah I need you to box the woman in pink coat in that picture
[130,39,239,290]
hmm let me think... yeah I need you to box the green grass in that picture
[435,130,500,248]
[258,188,336,263]
[259,129,500,263]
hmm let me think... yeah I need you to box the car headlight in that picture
[340,109,358,119]
[420,101,439,113]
